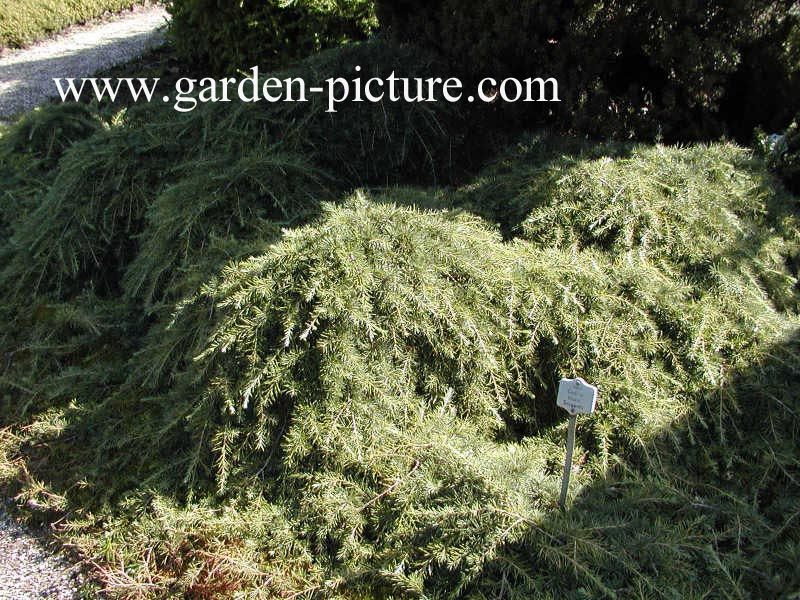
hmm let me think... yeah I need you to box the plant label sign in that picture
[556,377,598,415]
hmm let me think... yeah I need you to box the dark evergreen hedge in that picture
[167,0,377,73]
[376,0,799,142]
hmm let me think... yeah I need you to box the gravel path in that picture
[0,4,168,119]
[0,503,84,599]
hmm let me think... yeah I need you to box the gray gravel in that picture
[0,4,168,119]
[0,503,84,599]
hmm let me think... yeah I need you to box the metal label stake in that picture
[556,377,598,509]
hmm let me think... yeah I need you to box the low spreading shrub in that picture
[0,0,145,49]
[260,40,471,184]
[457,136,800,311]
[0,104,103,241]
[1,115,184,299]
[0,39,468,309]
[167,0,377,73]
[2,160,799,597]
[0,38,798,596]
[0,103,103,168]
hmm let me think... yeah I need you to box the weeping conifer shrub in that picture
[0,110,193,301]
[458,136,800,312]
[78,189,787,597]
[0,103,103,169]
[0,38,466,310]
[214,38,472,186]
[173,187,794,480]
[121,150,332,308]
[1,139,799,598]
[0,39,467,467]
[520,144,800,312]
[0,104,103,237]
[122,39,470,310]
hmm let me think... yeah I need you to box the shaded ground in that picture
[0,4,167,119]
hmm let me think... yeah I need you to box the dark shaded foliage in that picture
[377,0,799,142]
[167,0,377,73]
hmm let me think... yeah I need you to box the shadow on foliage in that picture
[449,134,636,238]
[470,329,800,599]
